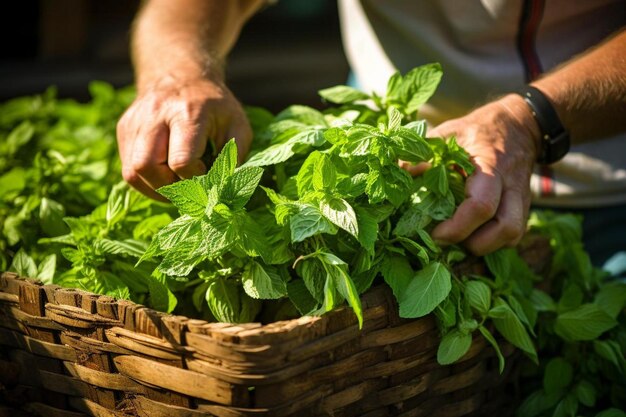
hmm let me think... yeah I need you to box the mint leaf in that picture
[479,325,505,373]
[37,254,57,284]
[402,63,443,114]
[594,282,626,319]
[554,303,618,341]
[380,254,414,298]
[206,278,241,323]
[437,329,472,365]
[9,249,38,278]
[574,380,596,407]
[319,85,369,104]
[490,297,537,363]
[318,252,363,328]
[423,165,449,196]
[287,279,318,315]
[399,261,451,318]
[242,261,287,300]
[319,196,358,238]
[389,127,434,163]
[203,139,238,192]
[158,179,207,218]
[312,153,337,192]
[465,280,491,315]
[290,205,337,242]
[221,166,263,209]
[543,357,573,395]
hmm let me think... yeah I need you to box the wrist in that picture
[498,94,543,161]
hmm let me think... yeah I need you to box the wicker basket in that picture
[0,237,551,417]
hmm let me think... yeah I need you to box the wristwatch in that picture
[518,85,570,165]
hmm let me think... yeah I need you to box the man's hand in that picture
[117,77,252,200]
[403,94,542,256]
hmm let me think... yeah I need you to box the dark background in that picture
[0,0,350,112]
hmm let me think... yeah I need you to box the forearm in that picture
[131,0,264,91]
[533,28,626,144]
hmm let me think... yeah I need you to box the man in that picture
[117,0,626,261]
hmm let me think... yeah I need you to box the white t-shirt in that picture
[339,0,626,208]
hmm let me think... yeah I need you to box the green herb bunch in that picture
[2,67,625,416]
[0,83,136,270]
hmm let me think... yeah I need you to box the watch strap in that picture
[519,85,570,164]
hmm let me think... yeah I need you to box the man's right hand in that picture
[116,76,252,200]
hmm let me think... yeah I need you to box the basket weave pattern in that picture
[0,239,550,417]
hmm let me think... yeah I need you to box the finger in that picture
[431,167,502,244]
[117,111,167,201]
[131,122,178,191]
[168,118,209,179]
[399,160,431,176]
[463,188,527,256]
[227,114,253,165]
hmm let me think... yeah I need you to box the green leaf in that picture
[465,280,491,315]
[515,390,561,417]
[207,279,239,322]
[133,213,173,241]
[386,106,402,131]
[594,282,626,319]
[318,85,369,104]
[39,197,68,236]
[557,283,583,313]
[485,248,513,283]
[9,249,38,278]
[390,127,434,163]
[530,289,557,312]
[98,239,147,258]
[423,165,449,196]
[37,254,57,285]
[6,121,35,155]
[574,380,596,407]
[554,303,618,341]
[354,206,378,255]
[290,205,337,242]
[543,357,573,395]
[319,196,358,238]
[402,63,443,114]
[0,167,26,199]
[595,409,626,417]
[479,325,505,373]
[158,179,208,218]
[380,254,414,299]
[299,258,326,303]
[287,279,318,315]
[445,136,475,175]
[242,261,287,300]
[203,139,238,192]
[489,297,537,362]
[319,253,363,328]
[221,166,263,209]
[437,329,472,365]
[552,392,578,417]
[148,272,177,313]
[275,105,327,126]
[398,261,451,318]
[593,340,626,372]
[312,153,337,192]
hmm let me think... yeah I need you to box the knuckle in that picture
[168,153,194,172]
[468,199,498,220]
[500,221,525,241]
[122,167,140,185]
[130,156,152,175]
